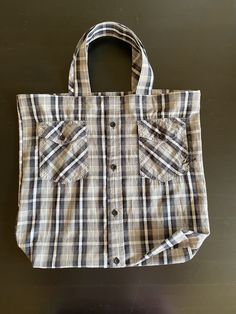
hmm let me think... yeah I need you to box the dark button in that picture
[110,164,117,171]
[113,257,120,265]
[59,134,65,141]
[158,133,165,140]
[110,121,116,128]
[112,209,118,216]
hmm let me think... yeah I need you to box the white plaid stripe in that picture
[15,22,210,268]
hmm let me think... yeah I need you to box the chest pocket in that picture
[38,120,89,184]
[137,117,191,182]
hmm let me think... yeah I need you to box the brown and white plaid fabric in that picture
[15,21,210,268]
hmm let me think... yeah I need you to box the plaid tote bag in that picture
[15,21,210,268]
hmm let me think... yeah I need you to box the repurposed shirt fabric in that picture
[15,21,210,268]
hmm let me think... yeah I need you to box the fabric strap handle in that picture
[68,21,154,95]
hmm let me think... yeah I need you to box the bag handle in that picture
[68,21,154,95]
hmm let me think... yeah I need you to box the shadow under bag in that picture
[15,21,210,268]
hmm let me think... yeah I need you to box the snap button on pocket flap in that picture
[137,117,186,143]
[38,120,87,145]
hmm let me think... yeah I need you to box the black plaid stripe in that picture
[15,21,210,268]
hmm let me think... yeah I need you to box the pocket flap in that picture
[38,120,87,145]
[137,117,186,143]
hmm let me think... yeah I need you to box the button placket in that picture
[106,97,125,267]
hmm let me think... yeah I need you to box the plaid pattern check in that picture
[15,21,210,268]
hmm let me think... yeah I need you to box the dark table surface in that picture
[1,1,235,313]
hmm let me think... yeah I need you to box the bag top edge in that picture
[16,89,201,99]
